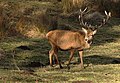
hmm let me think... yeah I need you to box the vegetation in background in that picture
[0,0,120,38]
[61,0,120,17]
[0,0,53,38]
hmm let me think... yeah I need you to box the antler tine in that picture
[83,7,87,13]
[105,11,111,21]
[98,11,111,28]
[85,22,87,25]
[79,7,88,28]
[105,11,107,16]
[79,9,82,13]
[89,24,92,28]
[79,7,87,13]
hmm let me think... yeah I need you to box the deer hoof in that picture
[79,64,84,69]
[60,65,63,69]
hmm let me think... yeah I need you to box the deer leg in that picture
[49,49,54,67]
[67,49,75,70]
[78,50,84,68]
[54,48,63,69]
[49,41,56,67]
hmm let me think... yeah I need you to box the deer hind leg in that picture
[49,48,54,67]
[49,42,62,68]
[49,48,60,67]
[54,48,63,69]
[67,49,75,70]
[49,41,56,67]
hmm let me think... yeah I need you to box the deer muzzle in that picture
[84,38,92,49]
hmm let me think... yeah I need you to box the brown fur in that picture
[46,29,96,69]
[46,30,90,50]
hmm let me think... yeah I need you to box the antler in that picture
[79,8,111,29]
[79,8,88,28]
[97,11,111,28]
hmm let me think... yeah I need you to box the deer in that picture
[46,8,111,69]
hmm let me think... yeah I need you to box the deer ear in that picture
[82,28,87,34]
[93,30,97,35]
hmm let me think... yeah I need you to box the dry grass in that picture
[0,0,52,38]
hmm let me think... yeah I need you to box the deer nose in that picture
[85,37,88,42]
[88,40,92,44]
[85,38,88,42]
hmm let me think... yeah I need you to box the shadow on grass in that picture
[25,54,120,69]
[83,55,120,65]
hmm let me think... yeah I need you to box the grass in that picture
[0,0,120,83]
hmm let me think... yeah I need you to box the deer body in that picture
[46,29,93,69]
[46,30,90,50]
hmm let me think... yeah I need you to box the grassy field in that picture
[0,0,120,83]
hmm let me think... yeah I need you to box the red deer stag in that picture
[46,8,111,69]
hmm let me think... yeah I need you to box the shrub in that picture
[0,1,50,38]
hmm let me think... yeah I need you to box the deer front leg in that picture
[78,50,84,68]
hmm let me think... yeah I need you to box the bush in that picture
[0,1,50,38]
